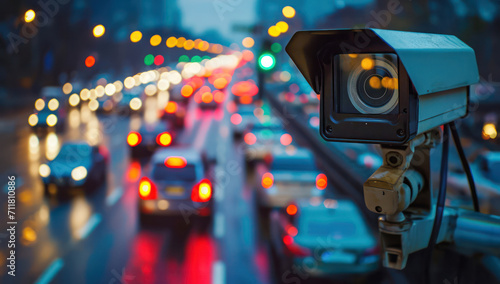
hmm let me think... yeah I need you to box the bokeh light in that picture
[85,56,95,68]
[130,31,142,42]
[25,10,35,23]
[242,37,255,48]
[282,6,296,18]
[150,35,162,46]
[93,25,105,37]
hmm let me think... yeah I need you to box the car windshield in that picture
[56,144,92,162]
[152,163,197,182]
[271,156,316,171]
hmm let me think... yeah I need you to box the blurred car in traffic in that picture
[448,151,500,214]
[138,147,213,222]
[161,100,186,129]
[127,121,174,159]
[269,198,380,279]
[39,141,108,196]
[194,86,224,109]
[115,88,143,115]
[231,104,260,138]
[255,147,326,209]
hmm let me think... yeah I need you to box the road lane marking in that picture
[77,213,102,240]
[214,212,225,238]
[212,261,226,284]
[34,258,64,284]
[106,187,123,207]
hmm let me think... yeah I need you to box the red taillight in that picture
[156,132,172,147]
[363,246,381,256]
[286,204,298,216]
[244,132,257,145]
[280,133,293,146]
[316,173,327,190]
[127,132,142,147]
[282,235,311,257]
[261,172,274,189]
[286,225,298,237]
[191,178,212,202]
[139,177,157,200]
[165,156,187,168]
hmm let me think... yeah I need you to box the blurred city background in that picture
[1,0,500,283]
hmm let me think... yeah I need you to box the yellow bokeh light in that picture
[381,77,398,89]
[483,123,497,139]
[46,114,58,127]
[242,37,255,48]
[93,25,105,38]
[166,37,177,48]
[282,6,296,18]
[35,98,45,111]
[176,37,186,48]
[184,39,195,50]
[276,21,289,33]
[124,77,135,89]
[48,98,59,111]
[369,76,381,89]
[348,54,358,58]
[25,10,35,23]
[268,26,280,37]
[69,94,80,107]
[28,114,38,126]
[361,58,374,70]
[130,31,142,43]
[150,35,162,46]
[62,82,72,94]
[88,99,99,111]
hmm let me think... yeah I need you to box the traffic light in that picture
[258,52,276,71]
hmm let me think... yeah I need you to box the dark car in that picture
[127,121,174,159]
[270,198,380,280]
[39,141,108,196]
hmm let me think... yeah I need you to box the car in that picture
[243,126,289,165]
[194,86,224,109]
[39,141,108,196]
[231,104,260,138]
[115,87,143,115]
[161,100,186,129]
[269,198,380,280]
[138,147,213,221]
[127,121,174,159]
[255,147,326,209]
[29,93,66,132]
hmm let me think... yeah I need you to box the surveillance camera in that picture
[286,29,479,144]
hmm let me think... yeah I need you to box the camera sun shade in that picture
[286,29,479,144]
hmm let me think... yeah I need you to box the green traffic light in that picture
[144,54,154,66]
[258,52,276,71]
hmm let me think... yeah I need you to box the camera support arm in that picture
[364,127,500,270]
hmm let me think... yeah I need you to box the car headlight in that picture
[39,164,51,177]
[28,114,38,126]
[71,166,88,181]
[46,114,58,127]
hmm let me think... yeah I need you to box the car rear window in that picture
[271,157,316,171]
[303,220,357,237]
[152,163,197,182]
[56,144,92,161]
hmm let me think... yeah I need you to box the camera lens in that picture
[347,56,399,114]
